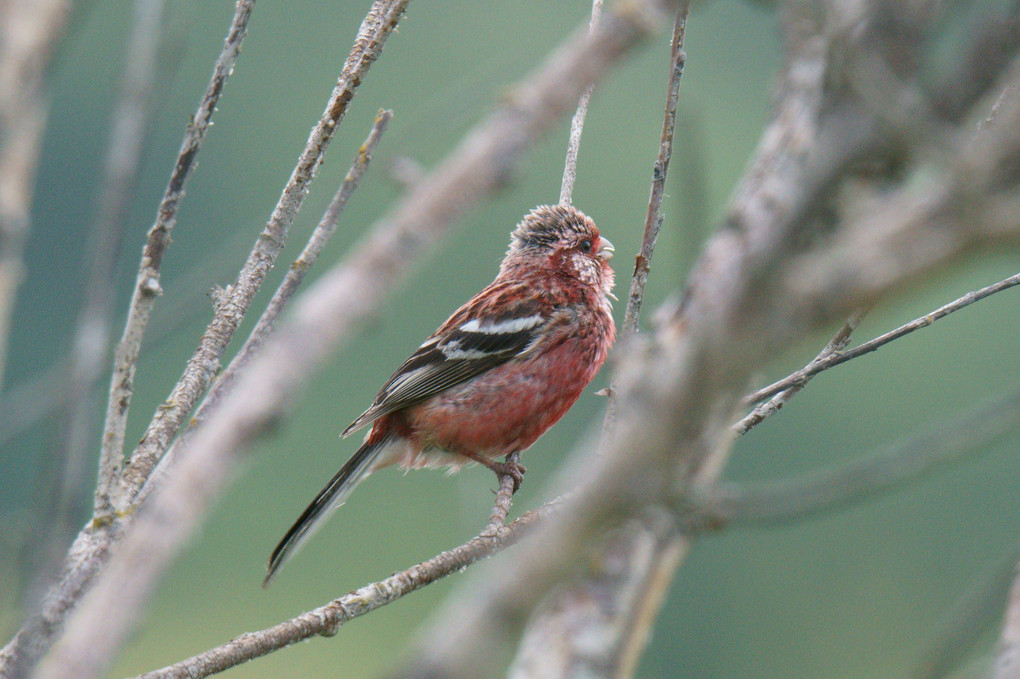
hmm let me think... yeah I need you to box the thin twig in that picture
[621,7,687,336]
[37,3,669,677]
[138,109,393,500]
[601,4,689,437]
[97,0,255,516]
[116,0,411,503]
[744,272,1020,406]
[694,386,1020,529]
[132,504,555,679]
[559,0,603,205]
[733,307,868,435]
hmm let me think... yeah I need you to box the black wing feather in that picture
[341,317,544,437]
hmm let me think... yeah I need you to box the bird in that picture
[264,204,616,584]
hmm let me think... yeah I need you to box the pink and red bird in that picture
[266,204,616,583]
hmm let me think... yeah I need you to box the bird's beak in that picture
[597,237,615,261]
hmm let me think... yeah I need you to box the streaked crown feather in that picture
[509,204,597,252]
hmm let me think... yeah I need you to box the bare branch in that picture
[98,0,256,515]
[138,109,394,501]
[744,273,1020,406]
[558,0,603,205]
[601,2,689,435]
[131,505,554,679]
[36,2,675,677]
[116,0,411,502]
[620,5,688,337]
[733,307,868,435]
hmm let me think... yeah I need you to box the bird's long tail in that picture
[264,436,390,586]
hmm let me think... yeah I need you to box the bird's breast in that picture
[403,318,611,463]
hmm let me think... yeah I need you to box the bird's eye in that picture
[579,239,593,253]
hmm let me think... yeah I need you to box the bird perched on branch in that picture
[265,204,616,584]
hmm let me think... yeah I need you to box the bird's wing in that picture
[341,285,551,437]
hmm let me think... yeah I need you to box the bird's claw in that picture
[489,459,526,493]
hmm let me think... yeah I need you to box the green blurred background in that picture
[2,1,1019,677]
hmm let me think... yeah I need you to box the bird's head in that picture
[504,204,615,295]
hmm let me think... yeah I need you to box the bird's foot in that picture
[487,458,526,494]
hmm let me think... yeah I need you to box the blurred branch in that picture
[394,2,1020,676]
[138,109,393,501]
[516,6,690,675]
[37,2,676,678]
[0,0,70,393]
[694,386,1020,529]
[98,0,256,516]
[0,359,65,446]
[387,154,425,189]
[744,273,1020,407]
[913,545,1020,679]
[508,508,682,679]
[558,0,602,205]
[131,503,556,679]
[996,557,1020,679]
